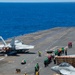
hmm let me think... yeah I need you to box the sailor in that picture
[62,47,64,54]
[44,57,49,67]
[44,59,46,67]
[36,63,39,70]
[65,48,67,55]
[24,72,28,75]
[47,55,52,63]
[53,57,56,64]
[38,51,41,57]
[35,63,39,73]
[16,68,21,73]
[36,71,39,75]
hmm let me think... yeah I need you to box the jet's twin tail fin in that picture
[0,36,7,46]
[10,37,15,49]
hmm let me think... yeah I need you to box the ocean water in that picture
[0,3,75,39]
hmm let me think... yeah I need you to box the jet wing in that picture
[59,69,75,75]
[15,45,34,50]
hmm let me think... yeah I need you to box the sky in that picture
[0,0,75,2]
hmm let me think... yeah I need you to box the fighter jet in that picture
[51,62,75,75]
[10,38,34,52]
[0,36,34,52]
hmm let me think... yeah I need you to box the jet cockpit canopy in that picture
[59,62,71,67]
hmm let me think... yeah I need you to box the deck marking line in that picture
[0,57,5,60]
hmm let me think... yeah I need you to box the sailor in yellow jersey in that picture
[36,71,39,75]
[38,51,41,57]
[24,72,28,75]
[53,73,61,75]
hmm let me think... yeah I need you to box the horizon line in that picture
[0,1,75,3]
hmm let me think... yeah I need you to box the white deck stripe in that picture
[0,57,4,60]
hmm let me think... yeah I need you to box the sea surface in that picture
[0,3,75,39]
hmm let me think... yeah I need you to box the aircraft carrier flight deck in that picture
[0,27,75,75]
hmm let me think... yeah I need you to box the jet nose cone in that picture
[51,66,55,70]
